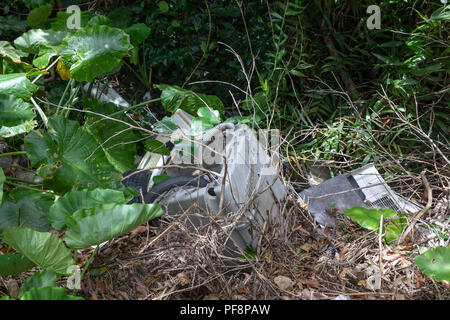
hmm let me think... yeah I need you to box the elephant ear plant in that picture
[0,4,234,300]
[0,200,163,300]
[344,206,450,283]
[0,8,165,299]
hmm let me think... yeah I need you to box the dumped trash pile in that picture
[123,109,287,254]
[90,83,288,255]
[66,82,448,300]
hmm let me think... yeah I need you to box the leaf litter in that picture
[0,165,448,300]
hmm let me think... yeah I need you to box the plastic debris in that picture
[298,164,423,227]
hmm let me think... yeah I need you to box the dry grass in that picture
[0,161,447,300]
[68,157,448,300]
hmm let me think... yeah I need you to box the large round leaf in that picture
[25,116,124,194]
[0,253,36,276]
[58,25,132,81]
[84,98,138,173]
[27,4,53,28]
[14,29,68,55]
[19,268,57,298]
[49,188,126,230]
[124,23,151,46]
[414,246,450,282]
[384,215,407,244]
[0,192,54,233]
[21,287,84,300]
[64,203,163,249]
[343,206,397,231]
[0,73,38,101]
[33,45,58,68]
[0,95,36,138]
[2,226,75,275]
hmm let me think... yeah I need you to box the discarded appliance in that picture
[298,164,423,227]
[122,109,287,253]
[84,82,287,253]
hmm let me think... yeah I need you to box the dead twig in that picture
[398,170,433,243]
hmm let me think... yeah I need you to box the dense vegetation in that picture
[0,0,448,299]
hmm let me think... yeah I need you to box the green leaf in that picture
[430,6,450,22]
[243,245,256,259]
[155,84,225,115]
[153,116,179,134]
[0,192,54,233]
[2,226,75,275]
[0,73,38,101]
[191,107,221,133]
[289,69,306,77]
[27,4,53,28]
[125,23,151,46]
[191,117,215,133]
[372,53,402,66]
[145,139,170,156]
[0,95,36,138]
[19,268,57,298]
[343,206,397,231]
[32,45,58,68]
[64,203,163,249]
[158,1,169,13]
[414,246,450,281]
[171,20,181,28]
[197,107,221,124]
[14,29,67,55]
[0,41,21,64]
[49,188,126,230]
[86,15,111,28]
[58,25,133,82]
[384,215,407,244]
[21,287,84,300]
[24,116,124,194]
[0,253,36,276]
[84,99,138,173]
